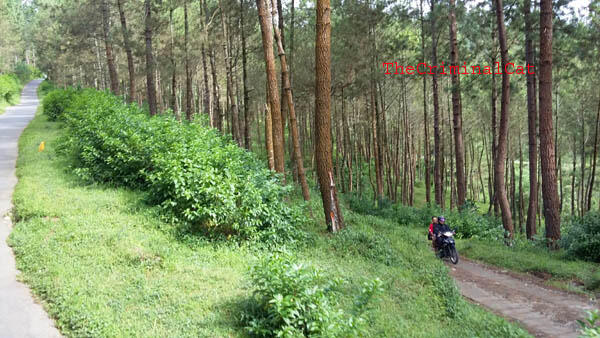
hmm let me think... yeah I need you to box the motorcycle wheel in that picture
[449,247,459,264]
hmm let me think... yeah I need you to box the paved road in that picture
[0,80,61,337]
[449,258,598,338]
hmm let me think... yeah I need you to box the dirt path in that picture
[449,258,598,338]
[0,80,61,337]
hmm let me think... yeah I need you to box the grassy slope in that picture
[8,107,530,337]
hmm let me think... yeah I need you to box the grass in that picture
[6,105,533,336]
[457,238,600,295]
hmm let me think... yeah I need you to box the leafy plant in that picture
[578,309,600,337]
[562,212,600,262]
[0,73,21,104]
[43,88,77,121]
[243,251,382,337]
[38,80,55,97]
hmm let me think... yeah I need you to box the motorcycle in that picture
[436,231,459,264]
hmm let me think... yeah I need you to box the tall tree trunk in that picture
[315,0,343,232]
[101,0,119,95]
[494,0,514,238]
[271,0,310,201]
[489,29,499,215]
[539,0,561,245]
[144,0,158,116]
[420,0,431,205]
[519,132,524,232]
[220,0,241,144]
[523,0,538,239]
[169,7,179,115]
[430,0,443,206]
[201,0,211,116]
[276,0,287,142]
[201,44,210,113]
[572,135,577,215]
[265,102,275,170]
[241,0,251,150]
[580,113,585,217]
[117,0,136,102]
[586,98,600,211]
[184,1,193,120]
[371,80,383,199]
[449,0,466,207]
[256,0,285,176]
[210,48,222,129]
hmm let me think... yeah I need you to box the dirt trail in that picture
[449,258,598,338]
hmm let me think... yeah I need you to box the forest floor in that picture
[449,257,598,338]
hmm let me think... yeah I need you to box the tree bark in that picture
[101,0,119,95]
[256,0,286,177]
[210,48,222,129]
[201,0,211,116]
[420,0,431,205]
[169,7,178,115]
[572,135,577,215]
[430,0,443,207]
[523,0,538,239]
[184,0,193,120]
[220,0,241,144]
[276,0,287,141]
[587,97,600,211]
[116,0,136,103]
[241,0,251,150]
[519,132,524,232]
[494,0,514,239]
[539,0,561,245]
[449,0,466,207]
[270,0,310,201]
[144,0,158,116]
[315,0,343,231]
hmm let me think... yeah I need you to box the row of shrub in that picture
[346,194,505,240]
[45,88,304,245]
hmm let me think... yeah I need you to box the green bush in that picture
[43,88,78,121]
[57,89,303,244]
[0,73,21,103]
[562,212,600,262]
[38,80,55,97]
[243,251,382,337]
[445,210,505,240]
